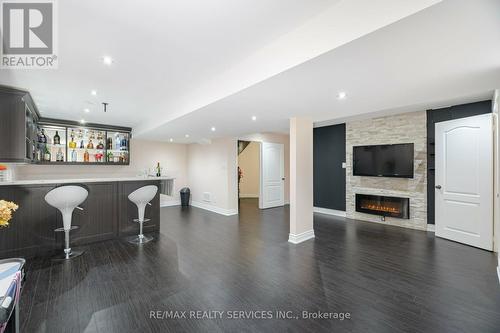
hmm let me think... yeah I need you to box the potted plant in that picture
[0,200,18,228]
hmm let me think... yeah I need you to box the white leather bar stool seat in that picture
[45,185,88,260]
[128,185,158,244]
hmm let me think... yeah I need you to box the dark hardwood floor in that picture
[17,199,500,332]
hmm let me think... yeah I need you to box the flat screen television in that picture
[353,143,414,178]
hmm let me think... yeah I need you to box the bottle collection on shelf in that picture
[36,127,129,163]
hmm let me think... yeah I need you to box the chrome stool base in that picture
[53,226,82,260]
[127,234,153,244]
[53,249,85,260]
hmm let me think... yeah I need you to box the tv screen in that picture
[353,143,414,178]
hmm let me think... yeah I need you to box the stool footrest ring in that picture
[132,218,151,223]
[54,225,80,232]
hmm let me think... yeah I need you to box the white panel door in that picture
[435,113,493,250]
[260,142,285,209]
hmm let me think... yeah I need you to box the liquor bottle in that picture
[70,129,75,138]
[115,135,121,150]
[53,131,60,145]
[83,150,90,162]
[121,136,127,150]
[36,146,42,161]
[39,129,47,143]
[156,162,161,177]
[87,139,94,149]
[71,149,77,162]
[69,135,77,149]
[37,128,43,143]
[96,141,104,149]
[44,145,51,161]
[107,151,114,162]
[56,148,64,162]
[80,140,85,149]
[106,137,113,150]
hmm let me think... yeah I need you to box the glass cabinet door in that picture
[106,131,129,164]
[67,127,106,163]
[37,125,67,162]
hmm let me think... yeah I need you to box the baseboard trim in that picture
[239,194,259,198]
[427,224,436,232]
[160,199,181,207]
[191,200,238,216]
[313,207,346,217]
[288,230,315,244]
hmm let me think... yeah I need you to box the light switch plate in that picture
[342,162,346,169]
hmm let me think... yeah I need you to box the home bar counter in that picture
[0,176,172,258]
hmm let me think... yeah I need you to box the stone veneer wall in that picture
[346,111,427,230]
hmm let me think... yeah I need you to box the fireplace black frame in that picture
[355,194,410,219]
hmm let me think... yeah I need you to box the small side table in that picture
[0,259,25,333]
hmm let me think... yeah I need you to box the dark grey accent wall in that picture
[426,100,492,224]
[313,123,346,211]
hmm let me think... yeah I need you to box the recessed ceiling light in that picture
[251,116,257,121]
[337,91,347,100]
[90,90,97,96]
[169,138,173,142]
[211,127,216,132]
[80,119,86,124]
[185,134,190,138]
[84,108,90,113]
[102,56,114,65]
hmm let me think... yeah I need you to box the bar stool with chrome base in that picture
[128,185,158,244]
[44,185,88,260]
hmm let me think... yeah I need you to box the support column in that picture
[289,117,315,244]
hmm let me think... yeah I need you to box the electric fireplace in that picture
[355,194,409,219]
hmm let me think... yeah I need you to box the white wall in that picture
[239,132,290,203]
[187,137,238,215]
[11,139,189,200]
[9,133,287,216]
[238,141,260,198]
[493,90,500,276]
[289,118,314,243]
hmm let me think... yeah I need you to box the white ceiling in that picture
[140,0,500,142]
[0,0,336,123]
[3,1,499,144]
[0,0,443,141]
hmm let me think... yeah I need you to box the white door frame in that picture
[435,113,494,250]
[259,142,285,209]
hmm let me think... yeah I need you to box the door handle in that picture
[435,185,442,189]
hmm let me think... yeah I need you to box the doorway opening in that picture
[238,140,260,209]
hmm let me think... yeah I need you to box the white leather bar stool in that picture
[128,185,158,244]
[45,185,88,260]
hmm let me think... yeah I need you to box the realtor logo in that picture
[1,0,58,68]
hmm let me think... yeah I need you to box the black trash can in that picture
[180,187,190,206]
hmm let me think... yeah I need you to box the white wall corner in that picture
[191,200,238,216]
[313,207,346,217]
[427,224,436,232]
[494,89,500,254]
[497,265,500,285]
[288,230,315,244]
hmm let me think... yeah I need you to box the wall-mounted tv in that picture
[353,143,414,178]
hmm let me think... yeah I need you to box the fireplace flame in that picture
[361,203,400,213]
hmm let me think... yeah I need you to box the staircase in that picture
[238,140,251,155]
